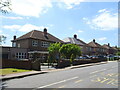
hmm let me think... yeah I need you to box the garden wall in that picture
[2,59,32,70]
[57,59,71,68]
[57,58,107,68]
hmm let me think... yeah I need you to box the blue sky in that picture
[0,0,118,47]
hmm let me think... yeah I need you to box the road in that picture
[1,61,119,89]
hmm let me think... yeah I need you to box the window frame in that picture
[32,40,38,47]
[41,41,49,48]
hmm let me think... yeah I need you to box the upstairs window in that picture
[12,42,16,47]
[41,41,49,48]
[18,43,20,48]
[90,47,92,51]
[32,40,38,46]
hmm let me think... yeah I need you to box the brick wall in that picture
[2,59,32,70]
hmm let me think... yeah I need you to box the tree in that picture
[0,0,12,13]
[0,35,6,45]
[59,44,81,63]
[116,52,120,56]
[48,43,61,64]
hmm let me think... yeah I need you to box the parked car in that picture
[90,55,98,59]
[107,55,119,60]
[78,55,90,59]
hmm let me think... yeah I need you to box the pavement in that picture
[0,61,108,81]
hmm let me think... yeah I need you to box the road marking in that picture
[75,80,83,83]
[100,78,109,83]
[107,79,115,84]
[90,75,97,78]
[90,69,106,74]
[37,76,78,88]
[91,76,118,86]
[58,85,65,88]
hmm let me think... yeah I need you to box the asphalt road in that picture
[1,61,119,89]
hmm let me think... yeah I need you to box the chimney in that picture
[93,39,95,43]
[108,43,110,46]
[43,28,47,36]
[74,34,77,39]
[13,35,16,40]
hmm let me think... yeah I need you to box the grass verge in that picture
[0,68,31,76]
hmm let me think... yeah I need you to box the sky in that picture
[0,0,119,47]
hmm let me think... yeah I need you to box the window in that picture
[97,48,99,51]
[12,42,16,47]
[41,41,49,48]
[16,52,27,60]
[32,40,38,46]
[18,43,20,48]
[90,47,92,51]
[103,49,105,52]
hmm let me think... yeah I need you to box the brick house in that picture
[102,43,118,55]
[2,28,64,61]
[86,39,107,55]
[1,46,28,60]
[63,34,90,55]
[62,35,117,56]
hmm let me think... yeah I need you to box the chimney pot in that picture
[43,28,48,38]
[74,34,77,39]
[44,28,47,35]
[93,39,95,42]
[13,35,16,40]
[108,43,110,46]
[44,28,47,33]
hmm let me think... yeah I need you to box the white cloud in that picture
[11,0,52,17]
[59,0,84,9]
[78,30,84,33]
[47,24,54,27]
[98,9,108,13]
[19,24,47,32]
[3,25,21,31]
[98,37,107,41]
[3,24,49,32]
[0,16,23,20]
[83,9,118,30]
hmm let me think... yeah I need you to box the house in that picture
[86,39,107,55]
[102,43,118,55]
[63,35,117,56]
[63,34,89,55]
[2,28,64,61]
[1,46,28,60]
[2,28,118,61]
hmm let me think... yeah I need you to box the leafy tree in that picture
[0,0,12,13]
[59,44,81,63]
[0,35,6,45]
[116,52,120,56]
[48,43,61,64]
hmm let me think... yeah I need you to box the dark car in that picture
[78,55,90,59]
[90,55,98,59]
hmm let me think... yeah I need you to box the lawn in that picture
[0,68,31,76]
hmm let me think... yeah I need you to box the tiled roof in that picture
[102,44,110,49]
[87,41,102,48]
[12,30,64,43]
[63,37,86,46]
[111,47,118,50]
